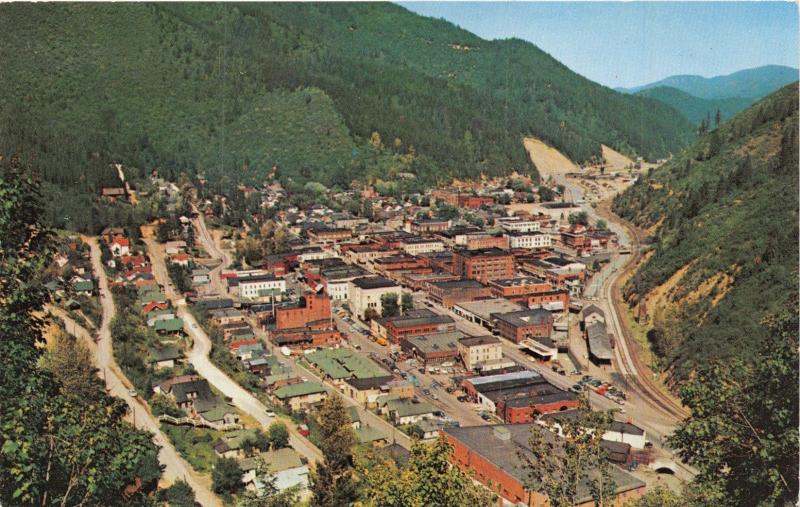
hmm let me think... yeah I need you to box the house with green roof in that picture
[273,381,328,411]
[154,317,184,335]
[380,397,438,425]
[139,290,167,306]
[304,348,388,387]
[72,279,94,295]
[148,347,183,370]
[212,428,258,459]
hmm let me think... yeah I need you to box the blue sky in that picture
[399,2,799,88]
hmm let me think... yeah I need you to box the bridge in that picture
[157,414,242,432]
[649,460,678,474]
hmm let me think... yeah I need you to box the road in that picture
[145,230,323,464]
[78,237,222,507]
[192,209,230,296]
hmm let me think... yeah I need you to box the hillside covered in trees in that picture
[612,83,798,380]
[0,3,692,203]
[635,86,754,126]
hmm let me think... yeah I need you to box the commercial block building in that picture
[458,335,503,371]
[347,276,402,320]
[426,279,492,309]
[492,309,554,344]
[442,424,646,506]
[400,331,464,367]
[275,293,331,330]
[383,309,456,344]
[452,248,514,282]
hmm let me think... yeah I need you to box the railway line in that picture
[594,198,689,422]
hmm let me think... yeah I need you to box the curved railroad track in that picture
[603,203,689,422]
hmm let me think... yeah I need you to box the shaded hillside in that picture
[621,64,798,100]
[612,83,798,380]
[0,2,692,195]
[636,86,753,125]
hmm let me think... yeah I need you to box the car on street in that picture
[266,410,276,418]
[480,412,492,421]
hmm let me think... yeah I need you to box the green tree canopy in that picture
[212,457,243,494]
[668,303,798,506]
[361,438,495,507]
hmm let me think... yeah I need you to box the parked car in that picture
[480,412,492,421]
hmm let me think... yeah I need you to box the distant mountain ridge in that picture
[635,86,754,125]
[618,64,798,99]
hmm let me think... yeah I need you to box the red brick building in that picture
[275,293,331,330]
[491,309,554,344]
[442,425,646,506]
[487,276,554,302]
[384,309,457,343]
[465,234,509,251]
[458,194,494,209]
[425,279,492,309]
[452,248,514,282]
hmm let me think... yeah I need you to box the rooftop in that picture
[305,348,387,380]
[455,298,524,322]
[351,276,399,290]
[492,309,553,328]
[489,276,547,288]
[443,424,645,503]
[273,381,327,399]
[459,335,501,347]
[403,331,464,356]
[454,247,512,258]
[430,279,487,290]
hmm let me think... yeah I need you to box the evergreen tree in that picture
[309,394,358,507]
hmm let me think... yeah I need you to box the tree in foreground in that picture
[361,438,495,507]
[0,157,161,506]
[381,293,400,318]
[268,421,290,449]
[213,457,243,495]
[668,301,798,507]
[159,479,196,507]
[309,394,358,507]
[520,398,617,507]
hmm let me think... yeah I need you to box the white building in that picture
[401,237,445,255]
[235,275,286,300]
[505,231,552,249]
[499,219,541,233]
[458,335,503,371]
[347,276,402,320]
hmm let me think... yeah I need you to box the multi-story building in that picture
[320,265,370,301]
[347,276,402,320]
[405,219,451,234]
[458,335,503,370]
[442,424,646,506]
[233,274,286,301]
[400,237,445,255]
[383,309,457,343]
[275,293,331,330]
[465,234,509,251]
[452,248,514,282]
[498,218,541,233]
[426,279,492,309]
[491,308,554,344]
[307,227,352,244]
[504,231,552,249]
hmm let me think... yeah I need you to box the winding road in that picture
[143,218,323,464]
[59,237,224,507]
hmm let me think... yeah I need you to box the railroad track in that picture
[603,205,689,422]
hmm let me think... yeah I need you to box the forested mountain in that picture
[635,86,753,125]
[0,3,692,201]
[620,65,798,99]
[613,83,798,380]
